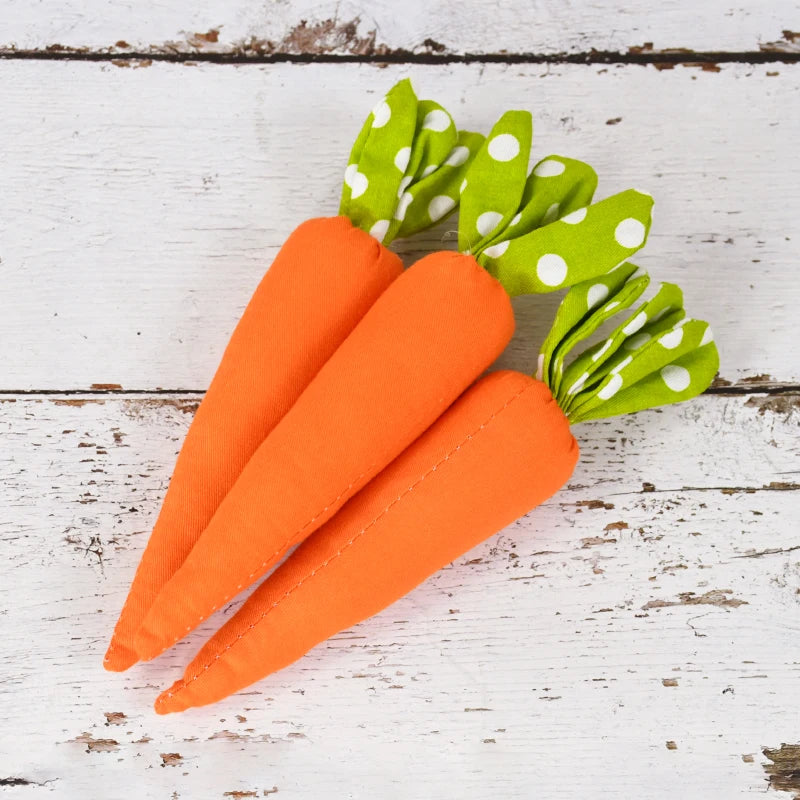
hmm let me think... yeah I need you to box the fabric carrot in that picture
[154,265,719,713]
[131,110,655,665]
[104,79,480,671]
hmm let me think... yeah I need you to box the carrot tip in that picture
[103,640,139,672]
[132,625,168,663]
[154,681,189,715]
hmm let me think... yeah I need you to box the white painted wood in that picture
[1,393,798,797]
[1,0,798,55]
[0,61,797,389]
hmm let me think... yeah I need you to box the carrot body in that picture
[154,370,577,713]
[133,252,515,663]
[104,216,402,671]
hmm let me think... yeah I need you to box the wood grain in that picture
[1,0,798,57]
[0,61,797,390]
[1,393,798,797]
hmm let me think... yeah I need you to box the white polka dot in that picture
[344,163,358,187]
[615,217,647,249]
[561,207,587,224]
[536,254,568,286]
[661,364,691,392]
[624,332,651,350]
[422,109,451,131]
[623,311,647,335]
[394,146,411,172]
[350,171,368,199]
[611,355,632,375]
[394,192,413,221]
[483,240,510,259]
[592,339,613,362]
[460,179,467,194]
[487,133,520,162]
[542,203,560,225]
[587,283,609,309]
[428,195,456,221]
[659,328,684,349]
[652,306,675,322]
[477,211,503,237]
[603,301,620,313]
[371,100,391,128]
[510,212,522,226]
[421,164,438,177]
[444,146,470,167]
[533,159,565,177]
[396,175,413,198]
[700,326,714,346]
[598,374,623,400]
[535,353,545,382]
[567,371,590,395]
[369,219,390,243]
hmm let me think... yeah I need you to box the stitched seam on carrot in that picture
[164,462,379,644]
[161,381,536,703]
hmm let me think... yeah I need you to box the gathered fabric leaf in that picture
[539,267,719,422]
[340,79,481,244]
[458,111,533,254]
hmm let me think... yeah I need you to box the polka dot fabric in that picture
[457,112,654,296]
[538,266,719,423]
[339,79,482,244]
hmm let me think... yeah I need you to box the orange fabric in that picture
[134,252,515,664]
[104,217,402,671]
[154,371,578,713]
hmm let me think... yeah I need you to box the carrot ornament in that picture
[154,265,718,714]
[104,79,482,671]
[127,109,655,666]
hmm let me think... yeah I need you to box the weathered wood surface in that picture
[2,3,800,796]
[1,393,798,797]
[1,61,798,390]
[1,0,798,56]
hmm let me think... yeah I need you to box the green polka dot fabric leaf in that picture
[455,111,653,295]
[393,130,485,240]
[539,262,646,395]
[458,111,533,255]
[559,278,684,404]
[339,79,482,244]
[539,267,719,423]
[481,188,654,295]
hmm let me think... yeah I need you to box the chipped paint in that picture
[763,744,800,798]
[643,589,748,610]
[69,732,120,753]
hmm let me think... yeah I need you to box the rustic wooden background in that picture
[1,2,799,797]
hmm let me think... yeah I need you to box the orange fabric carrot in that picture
[154,267,719,714]
[126,111,653,669]
[104,80,478,671]
[104,220,400,671]
[155,371,574,713]
[131,109,654,665]
[134,251,515,662]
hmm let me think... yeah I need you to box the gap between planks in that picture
[1,48,799,66]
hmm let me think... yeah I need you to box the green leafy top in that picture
[339,79,483,245]
[459,111,655,295]
[538,264,719,422]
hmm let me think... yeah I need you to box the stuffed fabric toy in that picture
[104,81,718,714]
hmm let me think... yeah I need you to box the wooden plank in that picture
[1,0,798,56]
[0,61,797,390]
[1,393,798,797]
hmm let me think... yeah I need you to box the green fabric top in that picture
[339,81,719,422]
[539,264,720,421]
[339,79,483,245]
[459,111,655,295]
